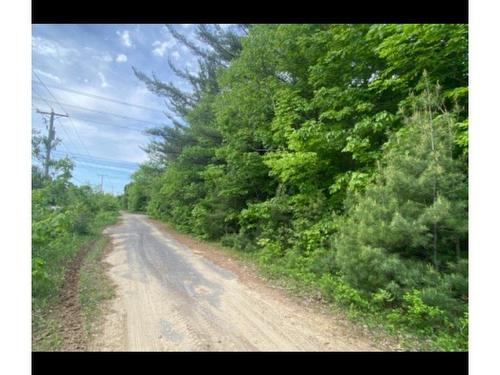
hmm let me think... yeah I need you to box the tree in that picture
[124,24,468,348]
[124,162,162,212]
[133,24,247,164]
[334,80,467,295]
[32,129,74,187]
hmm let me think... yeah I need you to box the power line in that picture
[32,73,146,186]
[57,138,71,154]
[54,151,139,169]
[63,115,149,133]
[33,74,92,157]
[50,158,136,178]
[32,95,166,127]
[51,149,140,166]
[33,108,139,180]
[33,71,93,158]
[33,107,148,134]
[67,162,136,174]
[32,81,165,113]
[32,87,84,155]
[57,118,91,155]
[33,71,66,111]
[51,154,138,174]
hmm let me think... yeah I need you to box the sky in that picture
[31,24,203,195]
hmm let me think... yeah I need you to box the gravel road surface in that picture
[91,212,382,351]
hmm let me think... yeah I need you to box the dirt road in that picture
[91,212,383,351]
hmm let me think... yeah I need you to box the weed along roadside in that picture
[31,182,120,351]
[32,225,118,351]
[78,235,116,343]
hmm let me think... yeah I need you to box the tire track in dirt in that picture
[91,212,388,351]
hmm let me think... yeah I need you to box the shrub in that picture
[335,242,403,294]
[220,233,256,251]
[401,289,448,330]
[32,257,50,297]
[67,203,93,234]
[256,238,285,265]
[371,288,396,308]
[319,273,370,311]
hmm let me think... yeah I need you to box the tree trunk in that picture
[433,222,438,270]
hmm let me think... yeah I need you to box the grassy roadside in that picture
[252,255,467,351]
[156,218,462,352]
[78,235,116,339]
[32,234,92,351]
[32,212,118,351]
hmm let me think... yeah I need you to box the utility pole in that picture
[98,174,107,192]
[36,109,68,179]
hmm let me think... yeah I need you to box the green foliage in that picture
[401,289,448,329]
[319,273,371,311]
[32,152,120,332]
[67,202,93,234]
[124,24,468,350]
[334,84,467,295]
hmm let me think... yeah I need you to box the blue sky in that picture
[32,24,202,194]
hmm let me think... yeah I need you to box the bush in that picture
[256,238,285,265]
[32,184,119,307]
[191,204,229,240]
[70,206,93,234]
[371,288,396,308]
[220,233,256,251]
[32,257,50,297]
[335,242,403,294]
[95,193,120,212]
[420,287,463,318]
[319,273,371,311]
[401,289,448,331]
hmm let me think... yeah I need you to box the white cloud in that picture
[152,38,176,57]
[152,41,168,57]
[32,36,78,59]
[97,72,109,88]
[33,68,61,83]
[171,51,180,60]
[93,54,113,63]
[116,54,128,63]
[116,30,133,48]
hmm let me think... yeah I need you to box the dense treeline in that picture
[124,24,468,350]
[32,131,119,346]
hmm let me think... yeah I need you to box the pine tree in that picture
[334,77,467,293]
